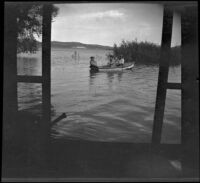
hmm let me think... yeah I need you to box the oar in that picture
[51,113,67,126]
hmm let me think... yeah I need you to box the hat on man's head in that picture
[90,56,94,59]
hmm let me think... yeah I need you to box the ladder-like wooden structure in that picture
[4,2,53,167]
[152,3,199,175]
[152,7,181,145]
[17,5,52,142]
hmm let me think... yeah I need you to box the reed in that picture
[113,40,181,66]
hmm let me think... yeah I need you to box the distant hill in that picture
[37,41,113,50]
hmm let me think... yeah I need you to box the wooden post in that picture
[41,3,52,165]
[152,7,173,145]
[181,5,199,177]
[3,3,18,140]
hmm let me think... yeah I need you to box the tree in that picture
[16,3,59,53]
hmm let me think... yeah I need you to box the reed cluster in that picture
[113,40,181,66]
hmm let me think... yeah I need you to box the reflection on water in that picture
[17,49,181,143]
[17,83,42,113]
[89,70,98,86]
[90,70,124,86]
[17,57,42,76]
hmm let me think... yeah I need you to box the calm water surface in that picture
[17,48,181,143]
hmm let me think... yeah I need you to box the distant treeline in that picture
[113,40,181,66]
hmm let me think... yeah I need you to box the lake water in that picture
[17,48,181,144]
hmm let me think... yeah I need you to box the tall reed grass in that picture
[113,40,181,66]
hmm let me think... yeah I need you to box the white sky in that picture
[47,3,181,47]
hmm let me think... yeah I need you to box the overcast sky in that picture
[49,3,181,47]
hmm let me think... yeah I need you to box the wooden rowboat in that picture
[90,63,134,72]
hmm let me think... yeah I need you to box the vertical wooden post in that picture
[152,7,173,145]
[3,3,18,140]
[181,5,199,177]
[42,3,52,154]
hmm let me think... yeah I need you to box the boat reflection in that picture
[106,71,123,83]
[89,70,98,86]
[89,70,124,92]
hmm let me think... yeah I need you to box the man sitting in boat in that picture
[90,56,99,71]
[116,55,125,67]
[108,55,116,67]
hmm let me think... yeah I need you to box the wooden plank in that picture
[41,4,52,166]
[181,6,199,177]
[152,7,173,145]
[17,75,43,83]
[42,4,52,130]
[3,4,18,132]
[51,113,67,126]
[167,83,181,90]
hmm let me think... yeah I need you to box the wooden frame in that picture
[3,2,198,178]
[3,3,18,131]
[152,7,174,145]
[181,5,199,175]
[41,4,52,141]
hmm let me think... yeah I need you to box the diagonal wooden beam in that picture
[152,7,173,145]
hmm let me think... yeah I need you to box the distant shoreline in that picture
[37,41,113,50]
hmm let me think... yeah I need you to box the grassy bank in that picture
[113,40,181,66]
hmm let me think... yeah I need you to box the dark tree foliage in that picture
[16,3,58,53]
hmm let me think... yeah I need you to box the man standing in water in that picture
[90,56,99,71]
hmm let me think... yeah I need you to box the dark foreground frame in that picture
[2,1,199,181]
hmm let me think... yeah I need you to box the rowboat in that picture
[90,63,134,72]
